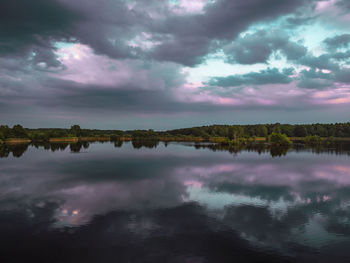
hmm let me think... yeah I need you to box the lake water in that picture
[1,141,350,262]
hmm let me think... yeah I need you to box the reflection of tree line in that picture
[293,141,350,156]
[0,142,89,158]
[0,143,30,158]
[0,140,159,158]
[1,140,350,158]
[194,141,350,157]
[131,140,159,149]
[193,143,291,157]
[32,141,90,153]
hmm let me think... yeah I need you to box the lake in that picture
[1,141,350,262]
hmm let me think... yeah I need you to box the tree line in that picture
[0,124,123,141]
[1,123,350,141]
[164,123,350,138]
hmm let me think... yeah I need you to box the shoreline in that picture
[2,136,350,145]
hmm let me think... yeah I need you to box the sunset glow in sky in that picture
[1,0,350,129]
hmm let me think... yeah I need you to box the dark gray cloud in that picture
[336,0,350,11]
[209,68,294,87]
[0,75,221,116]
[332,50,350,61]
[223,30,307,64]
[298,54,339,70]
[0,0,144,67]
[0,0,86,71]
[61,0,150,60]
[0,0,80,54]
[298,78,332,89]
[285,15,316,28]
[151,36,213,66]
[334,69,350,83]
[48,83,193,113]
[0,73,321,126]
[299,67,350,85]
[150,0,313,65]
[300,68,332,79]
[41,80,280,114]
[0,0,82,75]
[196,0,310,39]
[324,34,350,50]
[30,46,64,69]
[0,0,318,67]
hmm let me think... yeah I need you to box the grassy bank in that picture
[5,138,32,144]
[2,135,350,145]
[157,136,205,142]
[79,137,111,142]
[49,137,78,142]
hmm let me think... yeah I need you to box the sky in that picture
[1,0,350,130]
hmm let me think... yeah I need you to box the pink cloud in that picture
[314,0,350,27]
[127,32,161,50]
[313,86,350,104]
[169,0,211,14]
[176,164,245,179]
[178,161,350,188]
[316,0,337,12]
[54,43,182,90]
[184,180,203,188]
[52,43,350,109]
[177,81,307,107]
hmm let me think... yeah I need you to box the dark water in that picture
[1,141,350,262]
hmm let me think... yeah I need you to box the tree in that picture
[227,127,236,140]
[281,124,294,137]
[269,132,292,146]
[235,126,245,138]
[304,135,322,146]
[0,125,10,139]
[256,125,268,137]
[70,125,82,137]
[294,125,307,137]
[11,124,28,138]
[272,123,281,133]
[315,124,327,137]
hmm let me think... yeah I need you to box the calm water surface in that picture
[1,141,350,262]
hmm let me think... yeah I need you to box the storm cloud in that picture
[223,30,307,64]
[209,68,294,87]
[1,0,350,128]
[324,34,350,50]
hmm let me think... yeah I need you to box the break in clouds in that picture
[1,0,350,129]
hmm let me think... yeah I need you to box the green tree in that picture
[294,125,307,137]
[0,125,10,139]
[11,124,28,138]
[281,124,294,137]
[272,123,281,133]
[304,135,322,146]
[269,132,292,146]
[70,125,82,137]
[256,125,268,137]
[315,124,327,137]
[270,146,290,157]
[227,127,236,140]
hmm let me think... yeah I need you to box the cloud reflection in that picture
[1,142,350,260]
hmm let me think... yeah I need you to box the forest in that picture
[1,123,350,142]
